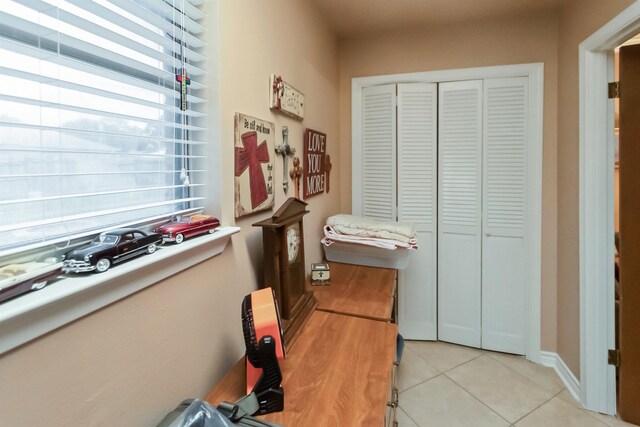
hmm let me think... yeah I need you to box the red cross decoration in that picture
[235,131,270,209]
[176,67,191,111]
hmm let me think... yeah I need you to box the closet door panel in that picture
[438,80,483,347]
[357,85,397,221]
[482,236,525,353]
[439,233,482,346]
[397,83,438,340]
[481,77,528,354]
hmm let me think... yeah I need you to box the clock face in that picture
[286,223,300,263]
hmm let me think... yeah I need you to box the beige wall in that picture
[0,1,340,426]
[555,0,636,378]
[338,13,560,352]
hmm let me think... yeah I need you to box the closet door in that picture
[438,80,483,348]
[397,83,438,340]
[481,77,528,355]
[356,85,397,221]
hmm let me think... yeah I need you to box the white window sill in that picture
[0,226,240,355]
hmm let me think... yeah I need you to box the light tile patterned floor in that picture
[398,341,636,426]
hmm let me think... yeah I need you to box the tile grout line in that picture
[476,352,567,406]
[509,387,566,425]
[397,344,442,394]
[444,353,563,425]
[397,372,444,395]
[398,373,451,427]
[405,341,485,373]
[444,369,513,425]
[396,404,421,427]
[404,343,575,425]
[485,351,565,394]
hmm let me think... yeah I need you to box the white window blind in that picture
[0,0,208,255]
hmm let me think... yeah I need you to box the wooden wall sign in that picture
[303,129,327,199]
[234,113,275,218]
[270,74,304,120]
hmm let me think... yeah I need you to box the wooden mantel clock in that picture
[254,198,317,347]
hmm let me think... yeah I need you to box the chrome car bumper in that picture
[62,260,96,273]
[160,234,176,242]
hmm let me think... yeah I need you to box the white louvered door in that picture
[397,83,438,340]
[437,80,483,348]
[358,85,396,221]
[356,75,532,354]
[481,77,528,355]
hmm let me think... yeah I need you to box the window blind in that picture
[0,0,208,255]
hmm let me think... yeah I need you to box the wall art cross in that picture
[275,126,296,194]
[235,131,270,209]
[176,67,191,111]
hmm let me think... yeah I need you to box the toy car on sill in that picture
[0,259,64,303]
[63,228,163,273]
[154,214,221,244]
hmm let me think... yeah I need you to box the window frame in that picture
[0,0,234,356]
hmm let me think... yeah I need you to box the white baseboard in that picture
[540,351,581,403]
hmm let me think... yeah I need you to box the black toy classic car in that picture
[63,228,163,273]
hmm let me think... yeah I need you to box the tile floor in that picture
[397,340,636,426]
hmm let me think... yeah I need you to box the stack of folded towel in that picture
[321,214,418,251]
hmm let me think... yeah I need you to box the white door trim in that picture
[579,1,640,415]
[352,63,543,363]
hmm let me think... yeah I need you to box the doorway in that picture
[579,1,640,417]
[614,36,640,424]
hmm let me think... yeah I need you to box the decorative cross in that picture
[275,126,296,194]
[176,67,191,111]
[289,156,302,199]
[235,131,271,209]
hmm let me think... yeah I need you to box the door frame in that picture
[352,63,544,363]
[579,1,640,415]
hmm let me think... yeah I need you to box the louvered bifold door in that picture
[438,80,483,348]
[397,83,438,340]
[481,77,528,355]
[357,85,397,221]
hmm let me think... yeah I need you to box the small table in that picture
[310,262,397,322]
[204,310,398,426]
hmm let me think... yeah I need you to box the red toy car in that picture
[155,215,221,244]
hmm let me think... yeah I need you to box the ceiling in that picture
[313,0,565,38]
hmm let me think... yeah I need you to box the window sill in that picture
[0,226,240,355]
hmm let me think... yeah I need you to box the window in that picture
[0,0,208,259]
[0,0,235,356]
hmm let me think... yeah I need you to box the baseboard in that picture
[540,351,581,402]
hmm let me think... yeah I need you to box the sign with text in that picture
[303,129,327,199]
[234,113,275,218]
[270,74,305,120]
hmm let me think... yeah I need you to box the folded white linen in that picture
[321,237,400,250]
[324,225,418,250]
[326,214,416,242]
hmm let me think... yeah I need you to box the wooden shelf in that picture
[310,262,397,322]
[205,264,399,425]
[205,310,398,426]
